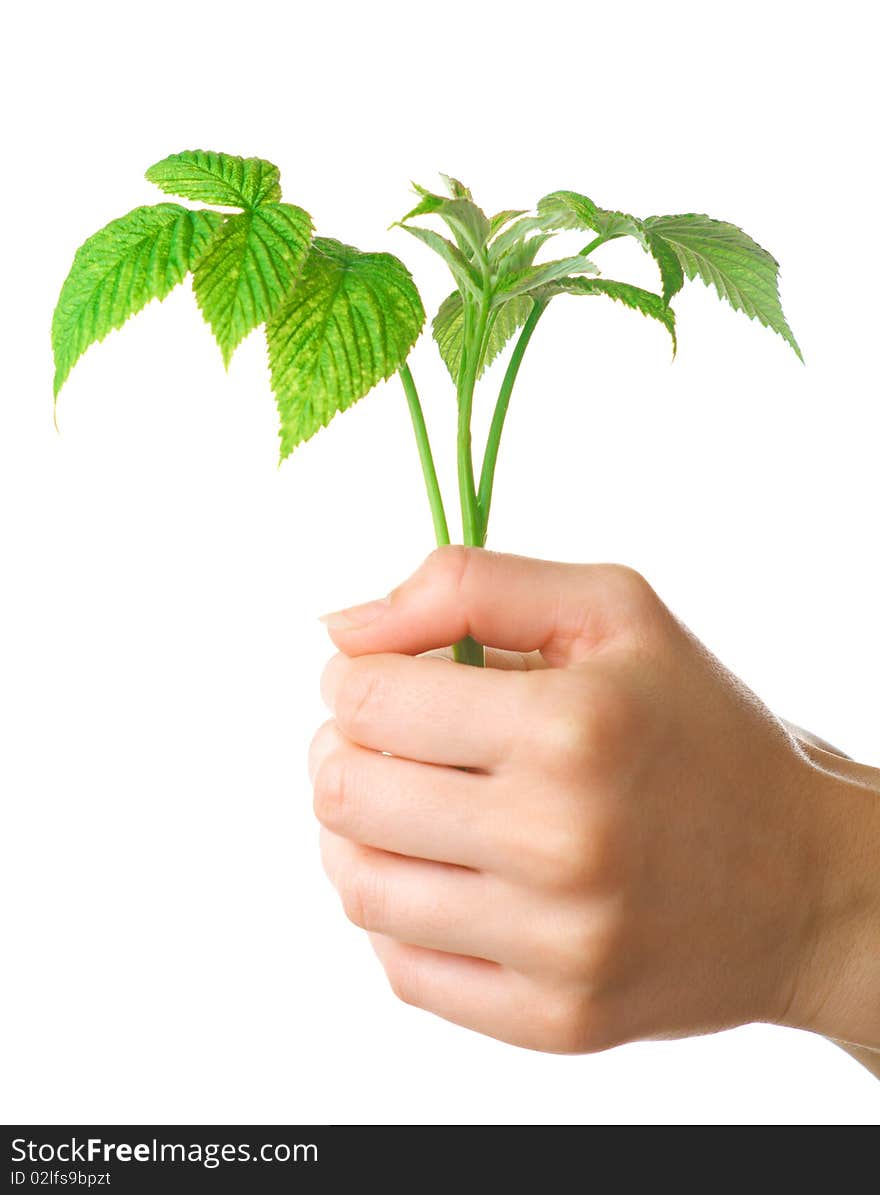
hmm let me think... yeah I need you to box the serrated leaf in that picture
[491,232,553,278]
[536,190,647,247]
[541,277,677,354]
[642,214,801,358]
[193,202,313,366]
[402,185,491,260]
[394,223,482,297]
[432,290,533,382]
[489,209,527,237]
[440,174,473,200]
[267,238,425,458]
[146,149,282,209]
[494,255,599,303]
[52,203,223,397]
[642,231,684,304]
[488,215,544,263]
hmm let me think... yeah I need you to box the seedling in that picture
[52,150,800,665]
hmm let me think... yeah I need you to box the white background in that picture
[2,0,879,1125]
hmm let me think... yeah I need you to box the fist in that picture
[309,548,865,1053]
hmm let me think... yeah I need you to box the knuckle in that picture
[422,543,490,609]
[334,659,383,737]
[536,670,640,782]
[523,801,625,895]
[422,544,472,591]
[536,987,619,1055]
[539,703,594,768]
[384,953,422,1008]
[537,989,596,1054]
[601,563,655,608]
[549,900,626,983]
[339,862,385,932]
[311,748,350,829]
[307,719,336,781]
[520,819,588,891]
[556,821,604,891]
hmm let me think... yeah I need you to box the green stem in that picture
[456,298,488,547]
[399,362,450,547]
[452,635,485,666]
[452,293,490,667]
[579,233,611,257]
[477,296,548,538]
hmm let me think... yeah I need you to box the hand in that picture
[310,548,880,1055]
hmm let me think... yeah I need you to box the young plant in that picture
[52,151,801,666]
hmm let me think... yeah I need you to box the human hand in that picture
[310,548,880,1054]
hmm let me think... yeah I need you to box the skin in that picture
[310,547,880,1069]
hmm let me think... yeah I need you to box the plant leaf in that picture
[494,255,599,303]
[536,190,647,247]
[267,238,425,458]
[534,190,688,304]
[193,202,313,366]
[146,149,282,209]
[489,209,527,237]
[642,231,684,304]
[540,277,677,354]
[52,203,223,397]
[401,185,491,260]
[439,174,473,200]
[433,290,533,381]
[487,215,544,263]
[490,232,553,278]
[642,214,801,358]
[394,223,482,297]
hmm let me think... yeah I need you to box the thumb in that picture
[319,546,653,666]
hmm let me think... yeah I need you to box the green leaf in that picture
[489,209,527,237]
[394,223,482,297]
[267,238,425,458]
[642,231,684,304]
[494,255,599,303]
[146,149,282,209]
[535,190,687,307]
[193,202,313,366]
[52,203,223,397]
[540,277,677,354]
[490,232,553,278]
[439,174,473,200]
[536,190,647,247]
[401,184,491,260]
[487,215,544,263]
[433,290,533,381]
[642,214,801,358]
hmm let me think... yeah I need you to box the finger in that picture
[320,546,654,667]
[321,831,536,968]
[320,650,530,769]
[310,721,502,870]
[368,935,570,1052]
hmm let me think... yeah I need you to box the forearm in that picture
[783,722,880,1074]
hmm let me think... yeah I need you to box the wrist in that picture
[783,753,880,1050]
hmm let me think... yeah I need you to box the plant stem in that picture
[399,362,450,547]
[452,236,607,662]
[457,300,487,547]
[452,293,490,667]
[580,233,611,257]
[452,634,485,666]
[477,296,548,538]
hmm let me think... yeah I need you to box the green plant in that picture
[52,151,801,666]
